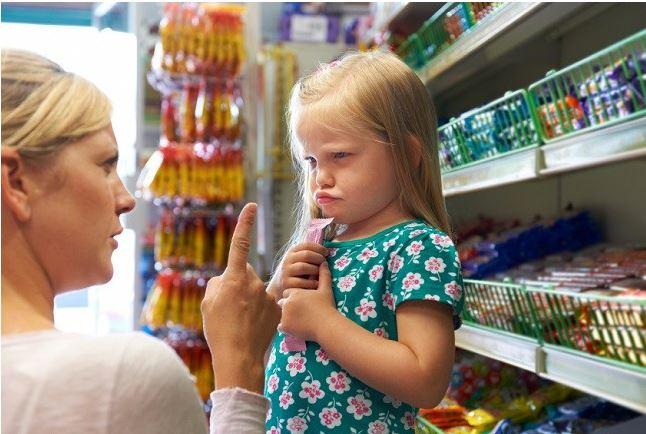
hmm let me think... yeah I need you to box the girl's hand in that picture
[279,262,337,342]
[268,242,328,301]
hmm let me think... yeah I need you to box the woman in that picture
[1,49,278,433]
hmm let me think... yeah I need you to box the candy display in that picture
[148,143,244,203]
[140,4,248,408]
[142,269,211,332]
[418,352,640,433]
[157,328,214,401]
[154,208,236,270]
[438,90,540,171]
[457,209,601,280]
[530,30,645,141]
[155,3,244,76]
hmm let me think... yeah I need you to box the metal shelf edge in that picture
[455,325,540,373]
[540,346,646,414]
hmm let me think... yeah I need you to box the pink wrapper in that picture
[285,217,334,352]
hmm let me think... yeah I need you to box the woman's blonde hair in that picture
[1,49,112,159]
[281,49,450,266]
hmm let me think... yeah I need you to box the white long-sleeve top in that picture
[2,330,268,434]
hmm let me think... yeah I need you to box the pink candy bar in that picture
[284,217,334,352]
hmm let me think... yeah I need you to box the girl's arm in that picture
[280,263,455,408]
[316,300,454,408]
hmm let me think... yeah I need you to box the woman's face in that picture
[25,125,135,293]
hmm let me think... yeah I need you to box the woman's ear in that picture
[1,147,32,222]
[407,134,423,169]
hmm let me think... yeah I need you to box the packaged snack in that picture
[284,217,334,352]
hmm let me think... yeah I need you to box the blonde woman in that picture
[266,50,464,432]
[1,49,279,434]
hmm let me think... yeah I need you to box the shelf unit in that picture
[402,0,646,422]
[456,325,646,414]
[442,116,646,197]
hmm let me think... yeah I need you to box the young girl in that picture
[265,50,464,433]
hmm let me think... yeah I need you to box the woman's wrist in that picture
[213,352,266,394]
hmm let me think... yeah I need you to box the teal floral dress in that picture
[265,220,464,433]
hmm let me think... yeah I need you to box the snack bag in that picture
[284,217,334,351]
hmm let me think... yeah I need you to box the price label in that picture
[290,15,328,43]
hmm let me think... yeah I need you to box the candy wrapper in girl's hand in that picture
[284,217,334,352]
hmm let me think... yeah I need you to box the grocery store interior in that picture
[1,2,645,433]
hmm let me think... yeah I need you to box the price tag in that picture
[290,15,328,42]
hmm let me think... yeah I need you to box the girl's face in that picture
[299,123,409,236]
[24,125,135,293]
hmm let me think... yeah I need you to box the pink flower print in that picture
[355,298,377,322]
[402,272,424,292]
[382,291,396,311]
[382,238,397,250]
[334,255,352,271]
[401,411,416,430]
[369,264,384,282]
[373,327,389,339]
[266,426,280,434]
[326,370,351,394]
[405,240,424,256]
[327,248,338,257]
[286,354,307,377]
[267,374,279,394]
[357,247,378,264]
[444,281,462,302]
[424,257,446,273]
[315,348,330,365]
[432,234,453,248]
[266,407,272,423]
[319,407,342,429]
[368,420,390,434]
[286,416,308,434]
[279,391,294,409]
[279,338,289,354]
[346,394,373,420]
[387,252,404,273]
[383,394,402,408]
[338,275,356,292]
[409,229,426,238]
[267,348,276,368]
[424,294,441,302]
[298,380,325,404]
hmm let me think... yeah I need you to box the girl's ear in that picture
[1,147,32,222]
[407,134,423,169]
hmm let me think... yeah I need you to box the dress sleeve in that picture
[109,333,209,434]
[388,229,464,329]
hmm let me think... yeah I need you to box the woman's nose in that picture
[115,179,136,215]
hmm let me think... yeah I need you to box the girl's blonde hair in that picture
[282,49,450,265]
[1,49,112,159]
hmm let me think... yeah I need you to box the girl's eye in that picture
[305,157,317,168]
[333,152,349,159]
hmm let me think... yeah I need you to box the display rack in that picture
[455,325,646,414]
[416,2,585,95]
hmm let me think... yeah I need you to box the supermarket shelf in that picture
[442,147,541,197]
[455,325,540,373]
[456,326,646,413]
[540,116,646,177]
[419,2,583,95]
[541,345,646,414]
[442,116,646,196]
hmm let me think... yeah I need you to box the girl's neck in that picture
[334,197,413,242]
[1,227,56,336]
